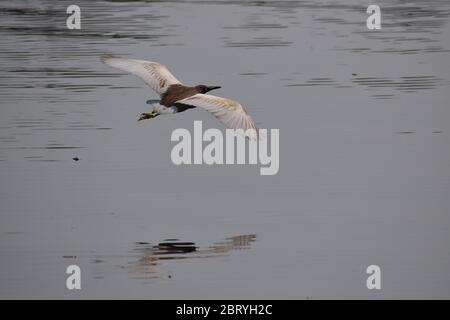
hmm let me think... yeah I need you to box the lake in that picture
[0,0,449,299]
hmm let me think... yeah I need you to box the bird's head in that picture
[195,85,221,94]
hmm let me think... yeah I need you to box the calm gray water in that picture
[0,0,449,299]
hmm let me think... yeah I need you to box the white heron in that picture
[102,55,258,139]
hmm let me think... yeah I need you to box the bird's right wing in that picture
[101,55,182,95]
[176,94,258,139]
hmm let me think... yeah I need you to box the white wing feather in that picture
[101,55,181,95]
[176,94,258,139]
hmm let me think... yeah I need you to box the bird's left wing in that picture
[101,55,182,95]
[176,94,258,139]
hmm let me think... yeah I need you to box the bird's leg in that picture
[138,110,159,121]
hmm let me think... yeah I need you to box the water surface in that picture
[0,0,450,299]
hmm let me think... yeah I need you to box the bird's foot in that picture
[138,111,158,121]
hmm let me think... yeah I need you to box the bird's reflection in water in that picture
[127,234,257,278]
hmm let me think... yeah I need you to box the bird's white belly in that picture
[150,103,177,114]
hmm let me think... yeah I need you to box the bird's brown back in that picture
[161,84,200,107]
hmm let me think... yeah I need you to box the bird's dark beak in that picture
[206,86,221,92]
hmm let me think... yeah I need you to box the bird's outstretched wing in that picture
[101,55,181,95]
[176,94,258,139]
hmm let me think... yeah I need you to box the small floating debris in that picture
[72,157,79,161]
[432,131,443,134]
[6,231,24,235]
[92,259,104,264]
[396,131,415,134]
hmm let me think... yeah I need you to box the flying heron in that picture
[101,55,258,138]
